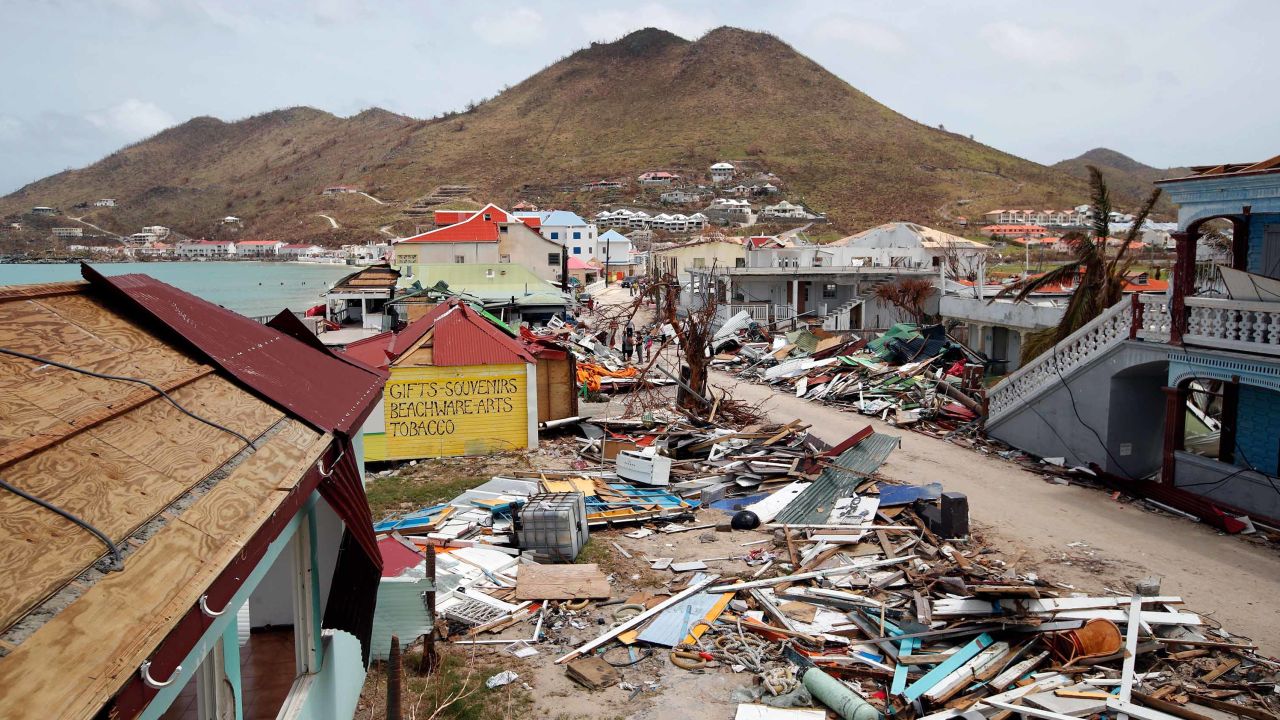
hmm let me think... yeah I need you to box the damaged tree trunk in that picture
[660,271,716,412]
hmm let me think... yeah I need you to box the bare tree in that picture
[874,277,937,323]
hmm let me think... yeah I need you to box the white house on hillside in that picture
[710,162,735,183]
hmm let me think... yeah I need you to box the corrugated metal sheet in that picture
[773,432,901,525]
[388,299,532,366]
[85,265,387,437]
[637,576,724,646]
[369,577,433,660]
[430,306,534,366]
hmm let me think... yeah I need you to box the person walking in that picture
[621,322,635,363]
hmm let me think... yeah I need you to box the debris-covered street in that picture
[354,281,1279,720]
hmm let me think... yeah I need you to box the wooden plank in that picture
[1188,695,1280,720]
[0,281,86,300]
[1199,659,1240,683]
[1130,692,1216,720]
[0,421,328,720]
[0,365,215,468]
[514,563,611,600]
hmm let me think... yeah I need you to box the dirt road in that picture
[710,370,1280,653]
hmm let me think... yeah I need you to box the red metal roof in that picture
[340,330,396,369]
[83,264,387,436]
[352,299,535,367]
[401,203,509,244]
[378,537,425,578]
[430,304,534,366]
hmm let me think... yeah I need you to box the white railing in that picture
[720,303,772,323]
[1137,295,1172,342]
[1185,297,1280,356]
[987,292,1280,424]
[986,298,1133,423]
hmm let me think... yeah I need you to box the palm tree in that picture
[994,166,1162,363]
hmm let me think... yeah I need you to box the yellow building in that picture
[351,300,539,460]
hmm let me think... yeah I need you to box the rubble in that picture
[714,322,989,438]
[370,413,1277,720]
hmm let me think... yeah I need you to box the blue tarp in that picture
[876,482,943,507]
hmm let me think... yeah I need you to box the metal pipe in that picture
[801,665,880,720]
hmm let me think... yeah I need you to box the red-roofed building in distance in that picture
[638,171,680,186]
[394,203,565,284]
[981,224,1051,238]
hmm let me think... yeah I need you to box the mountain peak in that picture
[1073,147,1155,172]
[583,27,688,59]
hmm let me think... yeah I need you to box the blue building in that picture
[986,154,1280,527]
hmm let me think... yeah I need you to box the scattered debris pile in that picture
[370,418,1277,720]
[714,320,989,436]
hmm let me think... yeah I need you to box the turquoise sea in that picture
[0,261,353,317]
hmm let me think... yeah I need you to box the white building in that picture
[177,240,237,258]
[710,162,735,183]
[93,198,116,207]
[513,209,597,249]
[982,208,1090,227]
[222,215,242,224]
[280,243,325,259]
[660,189,705,205]
[235,240,284,257]
[707,198,755,225]
[142,225,171,239]
[595,209,708,234]
[127,231,159,246]
[51,227,83,239]
[761,200,822,221]
[638,171,679,186]
[828,222,993,270]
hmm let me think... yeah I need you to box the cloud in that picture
[0,115,23,143]
[86,99,175,138]
[578,3,717,42]
[474,6,545,46]
[811,16,905,53]
[979,21,1078,65]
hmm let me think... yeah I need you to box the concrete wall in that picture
[987,341,1173,475]
[1174,451,1280,522]
[394,242,498,266]
[940,295,1064,331]
[497,224,562,284]
[655,241,746,277]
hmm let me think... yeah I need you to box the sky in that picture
[1,0,1276,194]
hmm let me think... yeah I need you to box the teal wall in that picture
[138,492,365,720]
[1235,384,1280,476]
[1246,213,1280,275]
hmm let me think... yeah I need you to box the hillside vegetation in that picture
[1052,148,1188,217]
[4,27,1138,245]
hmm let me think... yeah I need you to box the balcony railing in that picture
[1184,297,1280,356]
[989,293,1280,423]
[716,303,796,327]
